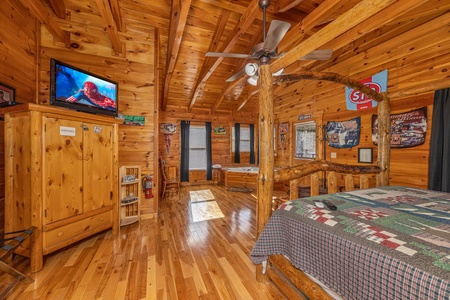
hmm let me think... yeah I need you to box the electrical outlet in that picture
[331,152,337,158]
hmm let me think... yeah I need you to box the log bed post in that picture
[256,63,275,281]
[377,93,391,186]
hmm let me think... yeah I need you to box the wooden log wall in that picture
[275,83,433,189]
[0,0,40,236]
[159,110,258,186]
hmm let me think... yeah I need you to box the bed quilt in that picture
[250,186,450,300]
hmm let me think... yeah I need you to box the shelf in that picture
[119,166,141,227]
[121,180,139,186]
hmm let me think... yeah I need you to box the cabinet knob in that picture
[81,125,89,131]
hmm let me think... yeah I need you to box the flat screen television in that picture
[50,59,118,117]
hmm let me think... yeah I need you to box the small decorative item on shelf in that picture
[122,174,136,183]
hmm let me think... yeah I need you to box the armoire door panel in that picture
[44,117,83,224]
[83,123,114,212]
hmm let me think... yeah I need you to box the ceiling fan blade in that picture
[263,20,291,52]
[205,52,252,59]
[299,49,333,60]
[226,68,245,82]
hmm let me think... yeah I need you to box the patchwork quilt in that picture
[250,186,450,300]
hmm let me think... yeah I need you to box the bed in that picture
[250,186,450,299]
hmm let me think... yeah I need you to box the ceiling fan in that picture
[205,0,333,85]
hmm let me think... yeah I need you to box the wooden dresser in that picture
[1,104,121,272]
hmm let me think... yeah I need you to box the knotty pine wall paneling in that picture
[37,19,158,214]
[0,0,40,235]
[159,110,258,186]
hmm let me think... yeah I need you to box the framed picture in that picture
[0,82,15,106]
[358,148,373,164]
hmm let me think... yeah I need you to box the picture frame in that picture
[0,82,15,107]
[358,147,373,164]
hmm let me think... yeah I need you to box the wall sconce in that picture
[358,148,373,163]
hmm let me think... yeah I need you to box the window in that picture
[295,121,316,159]
[232,125,250,152]
[189,125,206,170]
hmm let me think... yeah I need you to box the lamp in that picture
[247,75,258,86]
[245,63,258,76]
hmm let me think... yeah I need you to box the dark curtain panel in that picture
[428,88,450,192]
[206,122,212,180]
[234,123,241,163]
[250,124,255,164]
[180,120,190,182]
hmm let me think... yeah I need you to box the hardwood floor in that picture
[0,185,290,299]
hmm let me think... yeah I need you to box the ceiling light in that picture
[247,75,258,86]
[245,63,258,76]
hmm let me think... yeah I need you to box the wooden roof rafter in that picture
[48,0,66,19]
[188,0,261,112]
[162,0,193,111]
[19,0,70,46]
[109,0,123,32]
[95,0,124,55]
[275,0,304,13]
[211,23,264,113]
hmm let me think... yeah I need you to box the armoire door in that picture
[43,117,84,224]
[82,122,114,212]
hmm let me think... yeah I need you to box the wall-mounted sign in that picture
[326,117,361,148]
[345,69,388,111]
[160,123,176,134]
[123,115,145,126]
[298,114,312,121]
[372,107,427,148]
[60,126,76,136]
[213,125,226,135]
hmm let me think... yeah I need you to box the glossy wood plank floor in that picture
[0,185,290,299]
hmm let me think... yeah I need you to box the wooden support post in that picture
[360,175,369,189]
[377,94,391,186]
[327,171,338,194]
[256,64,274,282]
[289,178,299,200]
[345,174,354,191]
[310,173,320,196]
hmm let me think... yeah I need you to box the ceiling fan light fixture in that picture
[247,75,259,86]
[245,63,259,76]
[273,68,284,76]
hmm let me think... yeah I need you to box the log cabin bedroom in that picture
[0,0,449,299]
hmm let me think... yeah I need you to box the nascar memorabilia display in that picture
[326,117,361,148]
[345,69,388,110]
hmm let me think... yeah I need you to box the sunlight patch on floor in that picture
[190,201,224,222]
[189,189,215,202]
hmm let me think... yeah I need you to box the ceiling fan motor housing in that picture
[251,43,278,64]
[259,0,271,10]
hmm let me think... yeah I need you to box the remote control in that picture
[313,200,324,208]
[322,200,337,210]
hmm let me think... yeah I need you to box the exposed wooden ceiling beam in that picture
[19,0,69,46]
[48,0,66,19]
[279,0,347,52]
[162,0,193,111]
[109,0,123,32]
[188,0,261,111]
[275,0,304,13]
[95,0,123,55]
[270,0,398,74]
[211,23,264,113]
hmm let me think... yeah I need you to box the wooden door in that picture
[44,117,83,224]
[83,122,114,212]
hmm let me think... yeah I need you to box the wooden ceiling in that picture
[26,0,450,114]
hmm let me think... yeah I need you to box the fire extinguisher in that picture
[142,175,153,198]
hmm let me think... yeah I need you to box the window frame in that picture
[294,121,317,160]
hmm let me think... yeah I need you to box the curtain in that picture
[250,124,255,164]
[428,88,450,192]
[234,123,240,163]
[206,122,212,180]
[180,120,190,182]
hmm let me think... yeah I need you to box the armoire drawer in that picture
[44,210,113,254]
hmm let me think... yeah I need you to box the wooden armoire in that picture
[1,104,121,272]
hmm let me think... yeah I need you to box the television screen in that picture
[50,59,118,117]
